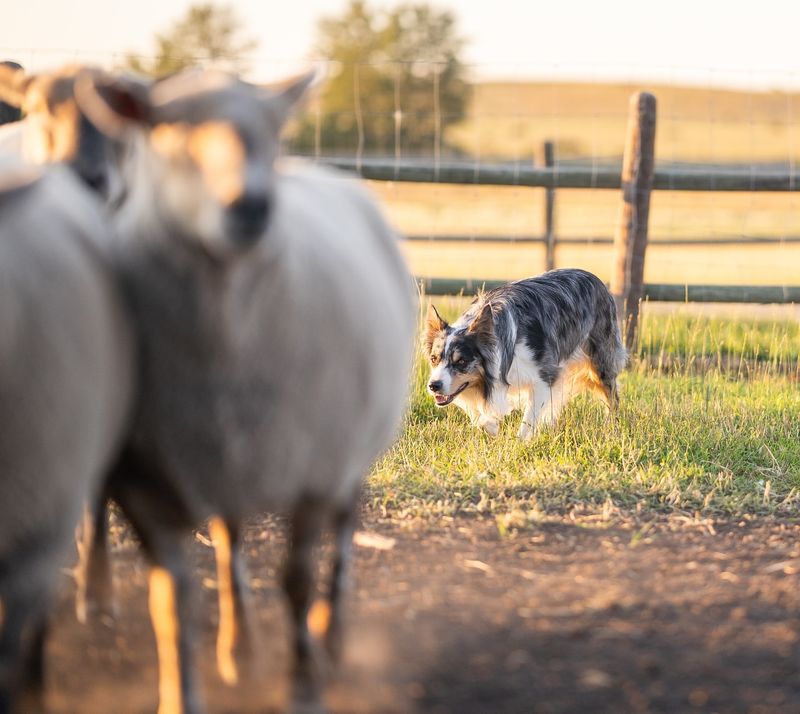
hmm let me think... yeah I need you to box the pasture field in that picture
[360,80,800,285]
[448,81,800,163]
[371,182,800,284]
[371,302,800,519]
[44,307,800,713]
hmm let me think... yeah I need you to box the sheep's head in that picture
[76,68,315,259]
[0,64,122,200]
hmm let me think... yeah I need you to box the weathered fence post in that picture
[543,140,556,271]
[0,61,22,125]
[610,91,656,352]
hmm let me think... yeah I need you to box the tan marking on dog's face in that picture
[428,335,446,365]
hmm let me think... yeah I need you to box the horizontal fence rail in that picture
[317,157,800,192]
[404,234,800,245]
[313,152,800,305]
[418,279,800,303]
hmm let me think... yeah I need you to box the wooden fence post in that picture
[543,140,556,271]
[610,92,657,352]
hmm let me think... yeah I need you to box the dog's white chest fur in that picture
[455,343,584,439]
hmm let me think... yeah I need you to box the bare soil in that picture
[44,510,800,714]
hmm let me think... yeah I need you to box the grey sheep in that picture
[77,68,416,713]
[0,161,134,711]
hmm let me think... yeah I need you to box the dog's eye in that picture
[430,354,440,365]
[454,357,467,368]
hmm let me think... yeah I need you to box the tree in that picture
[293,1,470,156]
[124,3,258,78]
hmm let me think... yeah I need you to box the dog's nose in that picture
[428,380,443,393]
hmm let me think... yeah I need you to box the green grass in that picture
[367,308,800,520]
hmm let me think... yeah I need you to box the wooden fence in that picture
[0,71,796,348]
[317,91,799,349]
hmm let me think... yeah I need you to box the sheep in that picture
[0,64,125,201]
[0,160,134,711]
[0,63,141,625]
[76,67,416,713]
[0,62,254,662]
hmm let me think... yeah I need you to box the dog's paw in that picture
[517,421,533,441]
[478,416,500,437]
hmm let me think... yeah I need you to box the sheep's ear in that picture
[467,302,494,339]
[423,304,448,352]
[0,63,29,108]
[261,69,317,128]
[75,70,152,139]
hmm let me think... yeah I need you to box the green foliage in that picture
[369,309,800,518]
[123,3,258,78]
[292,0,470,156]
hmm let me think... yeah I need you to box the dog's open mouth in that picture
[432,381,469,407]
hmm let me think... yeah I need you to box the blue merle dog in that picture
[423,269,627,439]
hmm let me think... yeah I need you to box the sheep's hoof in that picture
[289,674,327,714]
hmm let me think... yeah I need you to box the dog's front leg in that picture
[518,380,570,440]
[517,400,538,441]
[477,414,500,437]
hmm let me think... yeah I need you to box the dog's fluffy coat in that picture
[424,269,627,438]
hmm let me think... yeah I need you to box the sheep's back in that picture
[0,166,134,562]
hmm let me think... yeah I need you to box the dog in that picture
[423,269,627,439]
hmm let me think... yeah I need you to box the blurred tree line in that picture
[124,1,470,157]
[123,3,257,77]
[293,0,470,157]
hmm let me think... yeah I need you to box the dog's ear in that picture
[423,304,448,353]
[467,302,494,340]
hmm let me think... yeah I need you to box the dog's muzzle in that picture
[429,380,469,407]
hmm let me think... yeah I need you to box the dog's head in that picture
[422,303,494,407]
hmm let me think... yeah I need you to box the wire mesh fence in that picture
[2,49,799,297]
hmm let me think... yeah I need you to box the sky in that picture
[2,0,799,90]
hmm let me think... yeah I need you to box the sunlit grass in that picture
[367,308,800,518]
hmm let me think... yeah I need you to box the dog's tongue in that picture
[434,394,449,405]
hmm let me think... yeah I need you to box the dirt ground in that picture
[43,509,800,714]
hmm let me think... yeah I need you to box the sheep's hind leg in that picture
[210,517,257,686]
[75,496,115,624]
[284,496,328,712]
[321,494,360,665]
[111,453,202,714]
[0,588,49,714]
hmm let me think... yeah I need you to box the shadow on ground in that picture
[45,511,800,713]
